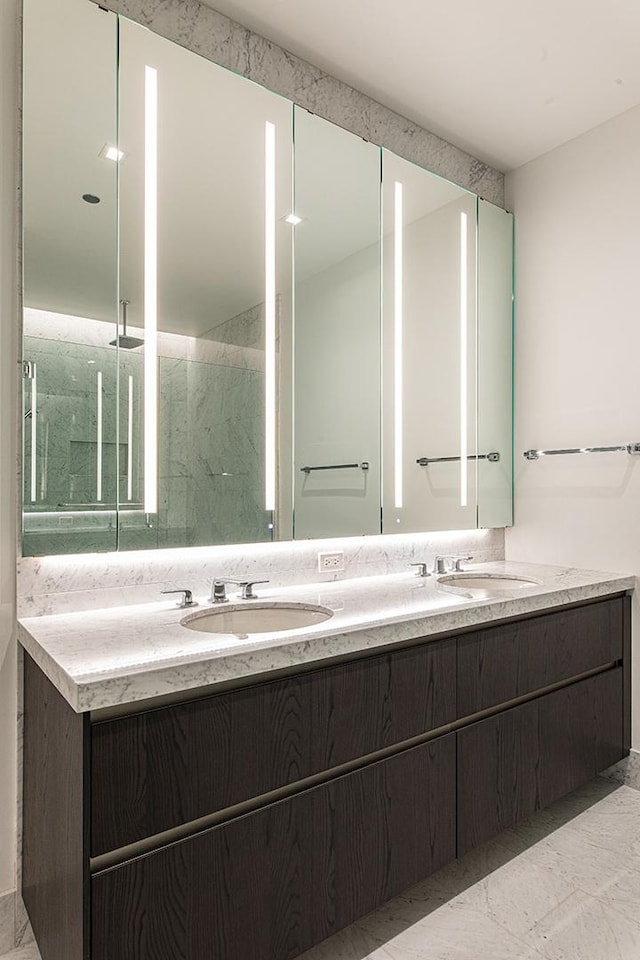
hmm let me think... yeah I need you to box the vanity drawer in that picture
[457,596,625,717]
[457,666,625,856]
[91,734,456,960]
[90,637,456,855]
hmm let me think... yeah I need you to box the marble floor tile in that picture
[519,821,640,902]
[357,898,544,960]
[8,779,640,960]
[600,750,640,792]
[0,894,14,955]
[557,784,640,846]
[529,889,640,960]
[580,856,640,926]
[399,846,576,942]
[297,780,640,960]
[0,945,42,960]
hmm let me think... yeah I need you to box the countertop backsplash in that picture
[17,528,504,617]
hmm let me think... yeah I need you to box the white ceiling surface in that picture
[203,0,640,171]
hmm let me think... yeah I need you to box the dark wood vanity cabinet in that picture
[23,594,631,960]
[90,637,457,856]
[456,596,624,715]
[457,667,625,856]
[91,736,456,960]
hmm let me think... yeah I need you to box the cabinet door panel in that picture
[23,654,88,960]
[91,639,456,855]
[457,667,625,857]
[92,735,456,960]
[457,597,624,717]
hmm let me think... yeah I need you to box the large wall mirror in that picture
[21,0,513,557]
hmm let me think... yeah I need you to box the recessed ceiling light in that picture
[99,143,126,163]
[284,213,303,225]
[82,193,101,204]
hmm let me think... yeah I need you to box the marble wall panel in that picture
[204,300,264,350]
[22,320,267,555]
[24,308,264,371]
[184,357,268,547]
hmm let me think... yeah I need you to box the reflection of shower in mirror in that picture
[109,300,144,350]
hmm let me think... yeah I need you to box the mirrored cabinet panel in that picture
[115,19,292,550]
[21,0,513,556]
[293,108,381,539]
[381,151,478,533]
[477,200,514,528]
[22,0,119,555]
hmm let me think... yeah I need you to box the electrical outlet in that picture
[318,551,345,573]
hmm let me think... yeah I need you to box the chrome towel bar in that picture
[524,443,640,460]
[301,461,370,474]
[416,452,500,466]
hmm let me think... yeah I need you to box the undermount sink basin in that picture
[181,602,334,636]
[437,573,539,592]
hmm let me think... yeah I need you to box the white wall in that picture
[506,103,640,747]
[0,0,19,896]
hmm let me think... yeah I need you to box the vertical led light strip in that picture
[42,423,49,501]
[394,181,403,509]
[144,65,158,515]
[96,370,103,502]
[264,120,276,512]
[459,211,468,507]
[30,364,37,503]
[127,375,134,501]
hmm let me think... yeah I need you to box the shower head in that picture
[110,333,145,350]
[110,299,144,349]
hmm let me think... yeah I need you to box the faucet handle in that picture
[453,555,473,572]
[162,588,198,609]
[410,562,430,578]
[237,579,269,600]
[209,579,230,604]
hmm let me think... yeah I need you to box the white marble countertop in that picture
[17,561,634,713]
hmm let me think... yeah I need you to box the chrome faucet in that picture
[210,580,230,603]
[433,554,473,574]
[161,588,198,608]
[410,562,430,577]
[209,577,270,602]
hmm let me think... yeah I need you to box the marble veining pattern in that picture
[0,949,40,960]
[0,894,14,955]
[17,561,633,712]
[89,0,503,206]
[8,780,640,960]
[22,311,267,555]
[17,528,504,616]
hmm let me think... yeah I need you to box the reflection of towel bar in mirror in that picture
[524,444,640,460]
[56,502,144,510]
[301,462,370,474]
[416,452,500,466]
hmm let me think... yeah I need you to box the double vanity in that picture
[15,3,632,960]
[19,561,632,960]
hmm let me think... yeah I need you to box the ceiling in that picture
[201,0,640,171]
